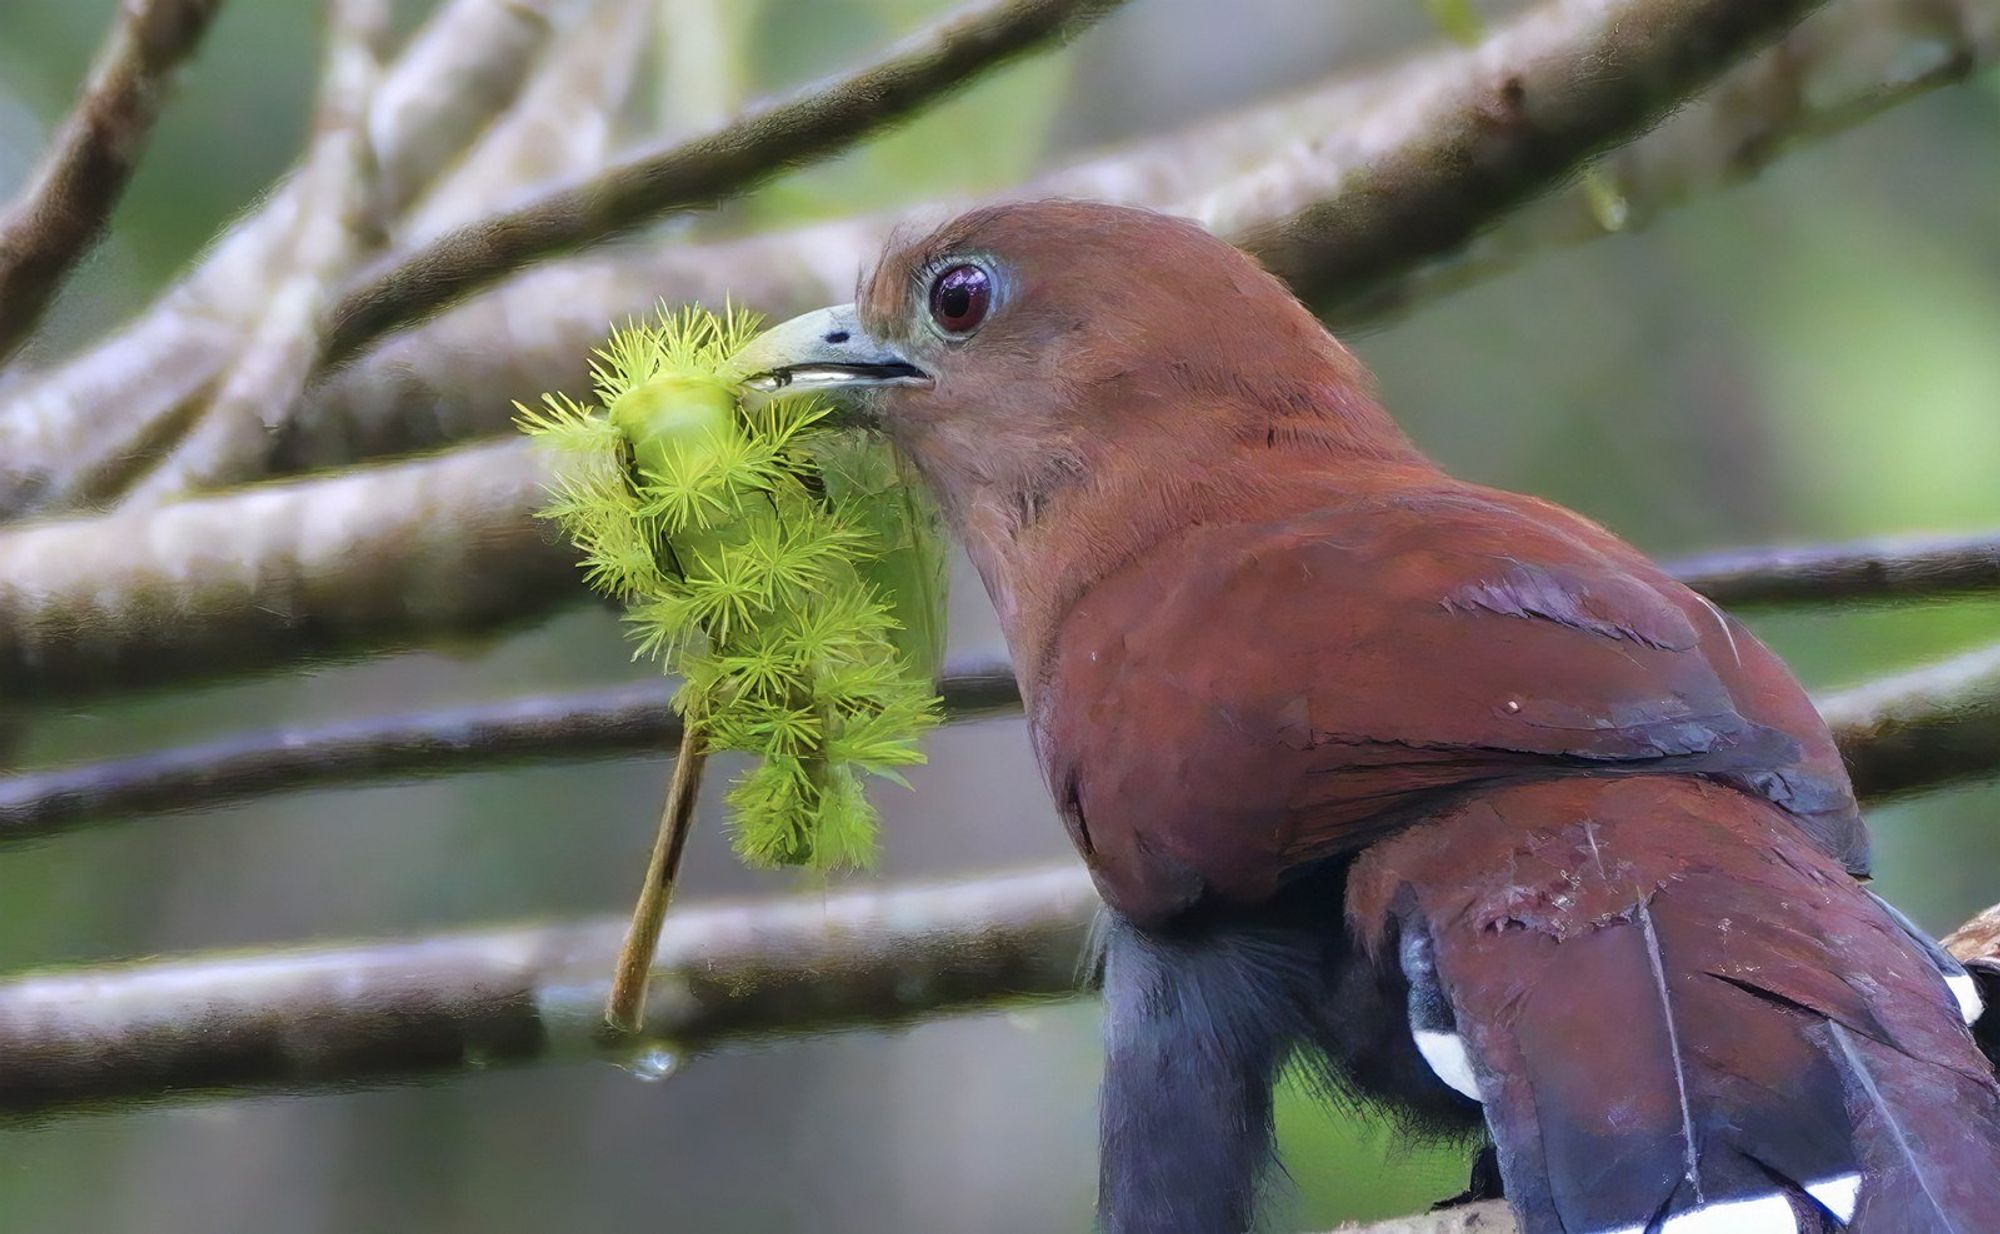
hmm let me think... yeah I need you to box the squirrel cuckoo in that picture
[735,201,2000,1233]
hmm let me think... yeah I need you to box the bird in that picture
[732,199,2000,1234]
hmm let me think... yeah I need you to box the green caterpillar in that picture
[516,305,946,870]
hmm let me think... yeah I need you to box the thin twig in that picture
[0,0,227,363]
[320,0,1128,365]
[0,0,565,516]
[4,634,1997,839]
[1662,531,2000,608]
[120,0,393,504]
[1818,642,2000,803]
[0,657,1022,836]
[605,723,708,1034]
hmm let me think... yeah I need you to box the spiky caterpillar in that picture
[516,306,946,871]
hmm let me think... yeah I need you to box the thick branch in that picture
[3,429,1998,704]
[0,0,226,362]
[0,442,573,703]
[0,866,1099,1116]
[1235,0,1828,313]
[319,0,1128,365]
[1662,531,2000,608]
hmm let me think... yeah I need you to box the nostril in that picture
[824,331,850,344]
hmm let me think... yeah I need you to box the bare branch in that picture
[0,0,567,516]
[1662,531,2000,608]
[0,0,226,364]
[369,0,572,218]
[396,0,656,246]
[1333,1206,1514,1234]
[287,0,1975,474]
[0,441,573,704]
[320,0,1131,366]
[1819,642,2000,803]
[0,656,1021,837]
[119,0,394,504]
[4,423,1999,704]
[9,619,2000,843]
[0,865,1100,1116]
[4,835,2000,1125]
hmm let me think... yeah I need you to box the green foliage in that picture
[517,305,946,870]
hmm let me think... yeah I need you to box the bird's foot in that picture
[1431,1144,1503,1211]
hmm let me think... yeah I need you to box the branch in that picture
[120,0,393,504]
[283,0,1982,474]
[9,620,2000,844]
[394,0,656,247]
[1661,531,2000,608]
[1231,0,1829,313]
[0,442,574,704]
[0,657,1019,837]
[7,843,2000,1129]
[0,865,1100,1116]
[0,0,564,515]
[1335,1207,1513,1234]
[4,427,1999,704]
[318,0,1129,366]
[1818,642,2000,802]
[0,0,227,363]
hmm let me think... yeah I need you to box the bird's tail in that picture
[1348,775,2000,1234]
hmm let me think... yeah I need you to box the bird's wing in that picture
[1035,480,1863,923]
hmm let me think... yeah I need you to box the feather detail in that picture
[1347,776,2000,1234]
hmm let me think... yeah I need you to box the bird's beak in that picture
[729,305,932,418]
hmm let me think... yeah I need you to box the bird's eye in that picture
[927,264,991,335]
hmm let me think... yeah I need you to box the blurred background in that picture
[1,0,1997,1230]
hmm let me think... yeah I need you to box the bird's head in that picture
[733,200,1430,677]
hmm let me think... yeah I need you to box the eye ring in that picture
[927,263,992,335]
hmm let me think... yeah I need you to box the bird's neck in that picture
[943,398,1439,702]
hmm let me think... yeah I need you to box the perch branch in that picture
[120,0,393,504]
[1335,1207,1513,1234]
[0,0,565,515]
[0,0,226,363]
[319,0,1129,364]
[284,0,1983,472]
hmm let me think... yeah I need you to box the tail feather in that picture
[1347,776,2000,1234]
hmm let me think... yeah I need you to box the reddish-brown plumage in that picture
[745,199,2000,1233]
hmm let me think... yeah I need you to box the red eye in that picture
[928,264,991,334]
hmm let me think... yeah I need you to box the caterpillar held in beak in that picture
[515,304,947,1033]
